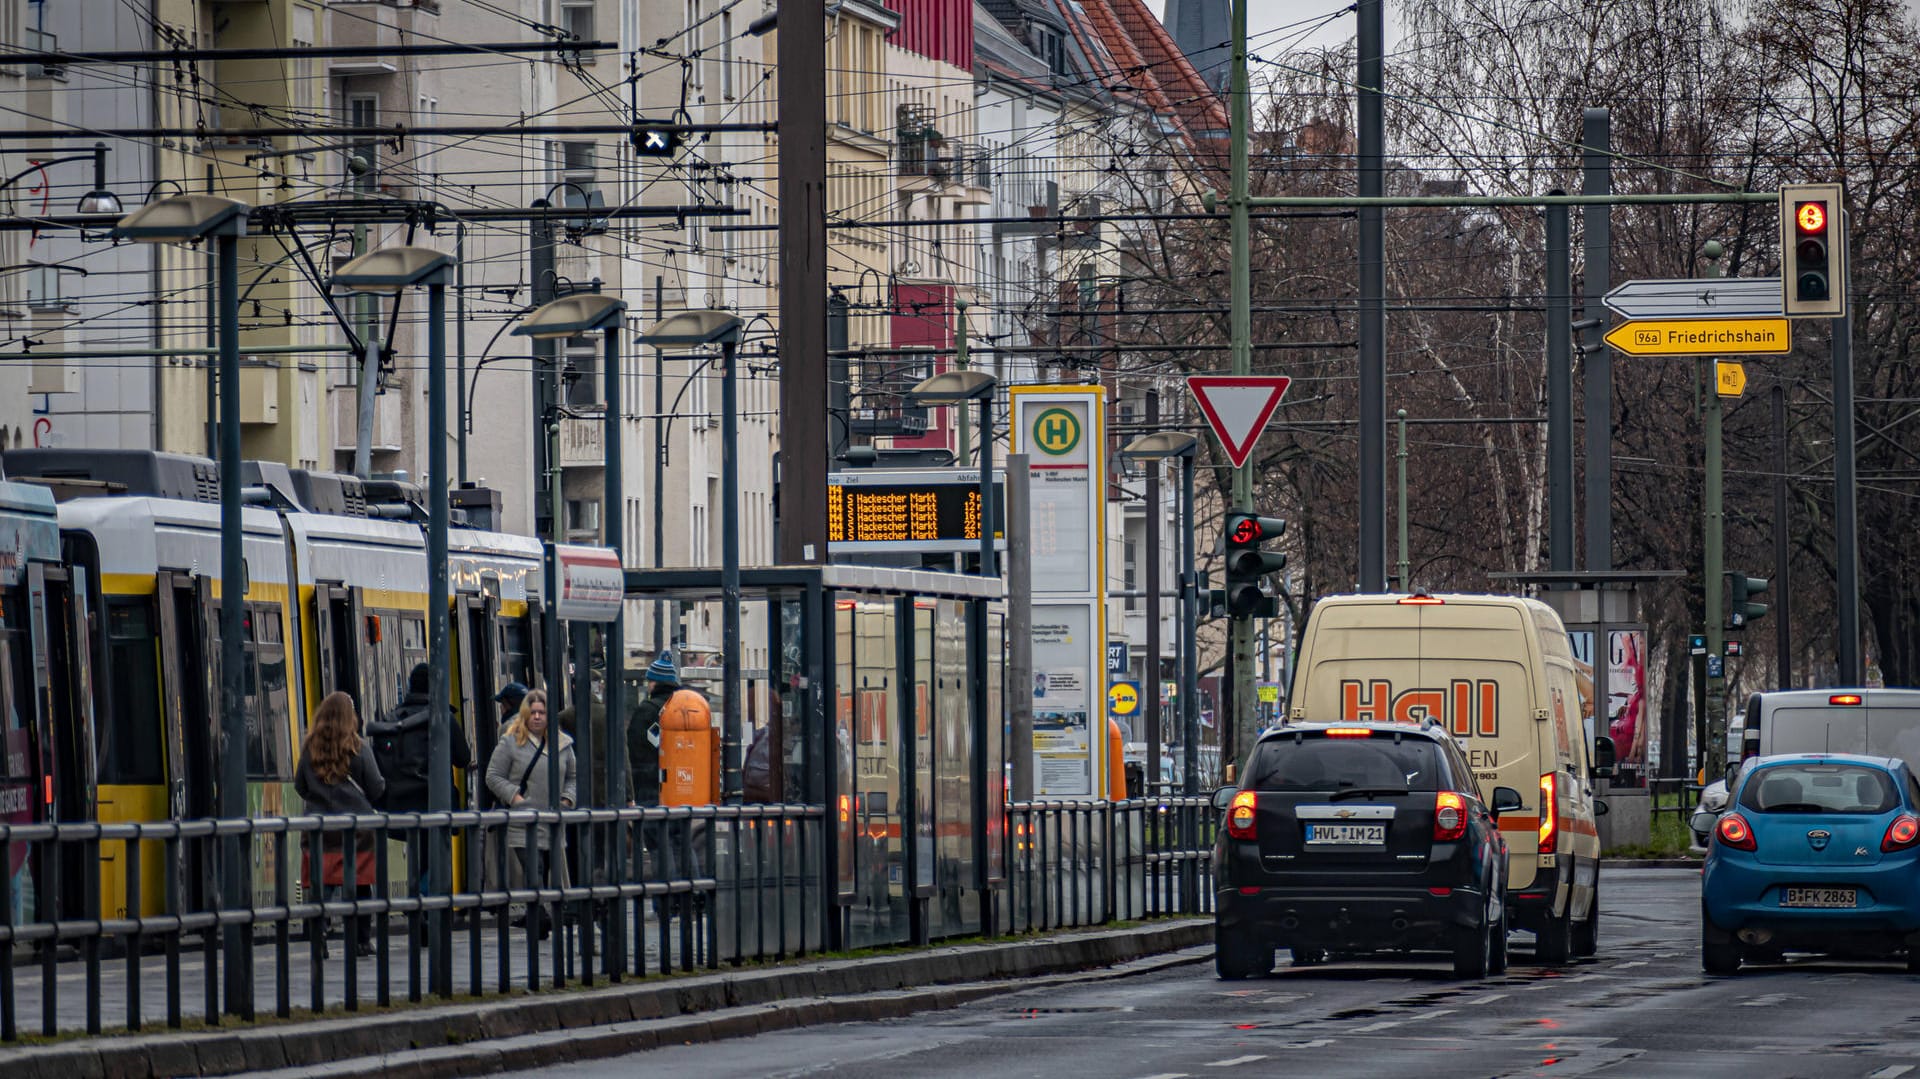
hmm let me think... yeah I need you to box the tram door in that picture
[153,572,215,910]
[35,565,96,918]
[454,593,487,806]
[311,583,362,713]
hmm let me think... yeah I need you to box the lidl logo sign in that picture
[1032,407,1081,455]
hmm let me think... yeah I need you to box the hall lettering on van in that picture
[1339,679,1499,737]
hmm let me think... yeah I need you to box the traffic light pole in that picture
[1703,243,1727,780]
[1227,0,1257,766]
[1833,311,1861,684]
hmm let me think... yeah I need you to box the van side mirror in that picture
[1594,798,1610,817]
[1211,786,1238,811]
[1591,735,1617,778]
[1490,786,1525,816]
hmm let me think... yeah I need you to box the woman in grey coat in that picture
[484,689,576,901]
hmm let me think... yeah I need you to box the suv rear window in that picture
[1243,734,1441,793]
[1739,763,1900,814]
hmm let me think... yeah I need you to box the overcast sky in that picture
[1143,0,1386,57]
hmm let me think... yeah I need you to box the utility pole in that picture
[1226,0,1257,765]
[1145,392,1163,791]
[1547,195,1573,572]
[1772,383,1792,689]
[1356,0,1386,590]
[1581,109,1612,571]
[776,0,828,565]
[1702,240,1727,779]
[1395,408,1409,588]
[1833,310,1861,684]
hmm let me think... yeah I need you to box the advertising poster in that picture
[1032,605,1093,796]
[1568,627,1652,772]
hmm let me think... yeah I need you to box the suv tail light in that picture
[1717,813,1757,851]
[1433,791,1467,841]
[1227,790,1258,840]
[1537,773,1558,853]
[1883,814,1920,852]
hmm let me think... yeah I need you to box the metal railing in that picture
[1003,797,1216,933]
[0,804,824,1040]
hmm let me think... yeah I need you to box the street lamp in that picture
[639,311,744,799]
[331,244,457,996]
[3,142,122,215]
[112,192,250,1016]
[515,292,630,808]
[1119,432,1200,796]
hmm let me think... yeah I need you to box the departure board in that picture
[827,471,1006,553]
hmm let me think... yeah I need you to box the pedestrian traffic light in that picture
[1223,512,1286,618]
[1780,182,1846,317]
[1727,573,1769,630]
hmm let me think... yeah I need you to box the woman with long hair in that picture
[294,691,386,957]
[485,688,576,929]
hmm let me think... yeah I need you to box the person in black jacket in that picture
[294,691,386,957]
[370,663,473,814]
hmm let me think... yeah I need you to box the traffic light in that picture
[1780,182,1846,317]
[1223,512,1286,618]
[1727,573,1769,630]
[632,123,680,157]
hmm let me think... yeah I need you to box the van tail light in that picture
[1433,791,1467,841]
[1716,813,1757,851]
[1227,790,1258,840]
[1883,815,1920,852]
[1537,773,1558,853]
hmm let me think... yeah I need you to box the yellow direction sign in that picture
[1717,361,1747,397]
[1604,318,1792,357]
[1108,681,1140,716]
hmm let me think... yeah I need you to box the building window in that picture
[565,498,600,539]
[557,140,597,197]
[559,0,594,42]
[563,335,600,408]
[346,94,379,190]
[24,265,71,312]
[1124,536,1138,612]
[720,11,735,100]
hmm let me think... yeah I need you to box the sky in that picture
[1142,0,1390,57]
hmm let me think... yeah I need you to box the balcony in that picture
[950,142,993,207]
[558,415,606,468]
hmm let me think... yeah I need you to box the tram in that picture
[0,449,547,920]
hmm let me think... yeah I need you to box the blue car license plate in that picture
[1305,823,1385,846]
[1780,887,1856,909]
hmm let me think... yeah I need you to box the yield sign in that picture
[1187,375,1292,468]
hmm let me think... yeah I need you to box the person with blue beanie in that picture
[627,650,677,807]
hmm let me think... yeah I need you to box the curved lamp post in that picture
[3,142,122,215]
[638,311,744,799]
[331,244,457,995]
[112,193,251,1015]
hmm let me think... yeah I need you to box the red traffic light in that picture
[1795,201,1827,234]
[1224,512,1285,548]
[1230,516,1262,545]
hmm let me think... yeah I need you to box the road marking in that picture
[1476,994,1508,1003]
[1134,1073,1190,1079]
[1279,1039,1333,1049]
[1613,960,1648,969]
[1205,1056,1268,1067]
[1867,1066,1913,1078]
[1738,993,1791,1007]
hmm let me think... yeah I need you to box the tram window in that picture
[400,615,426,675]
[100,600,163,786]
[500,620,531,685]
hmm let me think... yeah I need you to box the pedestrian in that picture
[484,689,575,931]
[481,681,529,810]
[369,662,473,815]
[557,673,630,808]
[628,652,675,882]
[294,690,385,958]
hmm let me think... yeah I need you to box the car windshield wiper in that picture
[1327,786,1410,801]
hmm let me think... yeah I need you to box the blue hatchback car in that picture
[1701,753,1920,974]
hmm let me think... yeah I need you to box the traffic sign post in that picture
[1603,318,1791,357]
[1188,375,1292,468]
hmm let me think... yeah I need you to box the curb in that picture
[5,920,1211,1079]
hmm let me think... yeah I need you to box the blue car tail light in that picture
[1883,814,1920,852]
[1717,813,1757,851]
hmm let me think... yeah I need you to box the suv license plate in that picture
[1781,887,1856,908]
[1305,823,1386,846]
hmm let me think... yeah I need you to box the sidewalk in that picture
[3,920,1210,1079]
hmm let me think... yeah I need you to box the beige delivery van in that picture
[1288,593,1617,963]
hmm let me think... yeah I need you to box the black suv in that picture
[1212,721,1522,979]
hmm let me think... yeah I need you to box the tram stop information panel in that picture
[827,470,1006,554]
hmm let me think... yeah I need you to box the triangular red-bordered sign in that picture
[1188,375,1292,468]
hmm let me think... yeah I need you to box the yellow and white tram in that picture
[4,449,547,919]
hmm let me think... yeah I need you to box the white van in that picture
[1739,688,1920,771]
[1288,593,1617,963]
